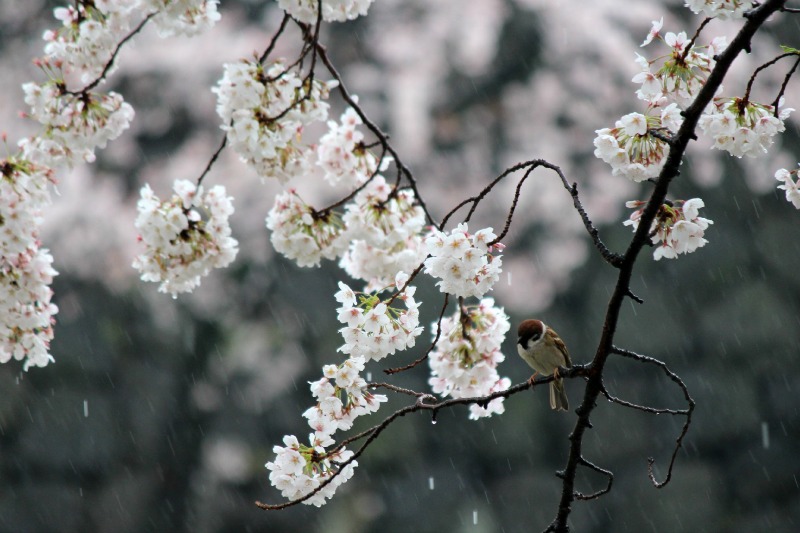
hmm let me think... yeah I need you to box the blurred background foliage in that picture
[0,1,798,532]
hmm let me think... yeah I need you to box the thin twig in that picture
[772,55,800,113]
[258,13,291,63]
[573,457,614,501]
[384,293,449,374]
[680,17,712,64]
[256,366,590,511]
[68,12,157,94]
[599,385,687,416]
[313,43,440,229]
[611,346,695,488]
[196,134,228,187]
[743,52,795,105]
[564,181,623,267]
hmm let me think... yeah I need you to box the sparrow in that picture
[517,319,571,411]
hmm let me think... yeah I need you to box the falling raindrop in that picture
[507,271,512,286]
[761,421,769,450]
[366,372,372,381]
[83,400,89,418]
[429,476,435,490]
[473,510,478,525]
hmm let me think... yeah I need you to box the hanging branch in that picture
[65,12,157,95]
[255,364,591,511]
[312,43,441,229]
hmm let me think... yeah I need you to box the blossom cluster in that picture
[684,0,755,20]
[594,19,728,184]
[775,165,800,209]
[593,106,682,182]
[266,191,346,267]
[146,0,221,38]
[636,20,727,108]
[0,156,59,370]
[339,176,427,289]
[428,299,511,420]
[335,273,423,362]
[624,198,713,260]
[22,82,134,168]
[133,180,238,295]
[303,356,387,439]
[0,0,222,369]
[424,223,503,298]
[267,274,423,505]
[699,97,793,158]
[266,434,357,507]
[42,3,135,84]
[41,0,220,84]
[213,59,335,183]
[595,13,794,262]
[277,0,376,23]
[318,107,384,188]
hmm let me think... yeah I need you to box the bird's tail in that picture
[550,378,569,411]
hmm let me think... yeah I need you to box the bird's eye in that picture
[532,332,540,341]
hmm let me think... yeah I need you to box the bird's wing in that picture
[554,335,572,367]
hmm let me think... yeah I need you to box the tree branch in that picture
[549,2,787,530]
[256,365,590,510]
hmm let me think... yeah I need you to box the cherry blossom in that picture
[42,2,138,84]
[428,299,511,420]
[22,81,135,168]
[213,59,335,183]
[698,97,793,158]
[266,434,357,507]
[133,180,238,295]
[303,356,387,439]
[635,23,726,108]
[0,155,59,370]
[775,165,800,209]
[317,107,387,189]
[335,274,423,362]
[423,223,503,299]
[266,191,346,268]
[277,0,376,24]
[624,198,713,260]
[684,0,755,20]
[593,106,682,183]
[339,176,427,290]
[146,0,221,37]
